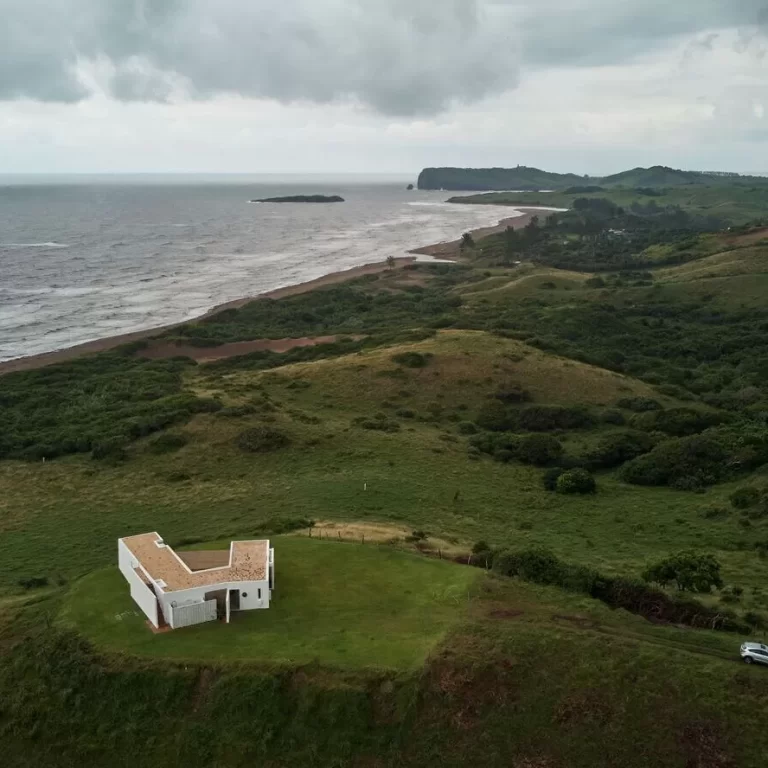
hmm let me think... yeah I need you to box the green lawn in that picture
[61,536,479,670]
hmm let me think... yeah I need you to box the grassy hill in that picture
[5,197,768,764]
[417,165,587,191]
[420,164,768,192]
[4,569,768,767]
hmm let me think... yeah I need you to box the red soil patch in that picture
[138,335,352,363]
[489,609,524,620]
[722,226,768,247]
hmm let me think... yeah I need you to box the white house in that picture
[118,532,274,630]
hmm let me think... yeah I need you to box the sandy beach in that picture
[0,208,542,376]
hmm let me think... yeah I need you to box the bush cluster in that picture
[480,546,748,634]
[584,430,655,469]
[352,414,401,432]
[391,351,432,368]
[0,355,216,461]
[475,402,595,433]
[471,432,564,466]
[236,426,290,453]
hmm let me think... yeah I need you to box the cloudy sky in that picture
[1,0,767,175]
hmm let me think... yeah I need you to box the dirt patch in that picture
[138,335,354,363]
[552,614,600,629]
[294,520,465,556]
[723,227,768,247]
[679,720,735,768]
[429,658,517,731]
[191,667,216,713]
[489,609,524,620]
[555,689,614,727]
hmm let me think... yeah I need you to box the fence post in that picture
[362,534,365,545]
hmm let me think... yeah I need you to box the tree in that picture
[385,255,396,270]
[461,232,475,250]
[642,551,723,593]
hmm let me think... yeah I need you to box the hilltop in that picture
[418,163,768,191]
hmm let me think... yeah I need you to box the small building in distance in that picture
[118,532,274,630]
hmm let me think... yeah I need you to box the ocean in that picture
[0,175,520,363]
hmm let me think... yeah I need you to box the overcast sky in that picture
[2,0,767,175]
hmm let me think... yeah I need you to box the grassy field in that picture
[61,536,479,669]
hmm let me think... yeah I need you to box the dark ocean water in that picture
[0,176,523,362]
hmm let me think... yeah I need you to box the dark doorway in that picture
[229,589,241,611]
[204,589,227,620]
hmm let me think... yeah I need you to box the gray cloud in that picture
[0,0,766,115]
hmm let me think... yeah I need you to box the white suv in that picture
[740,642,768,665]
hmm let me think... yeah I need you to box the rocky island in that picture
[250,195,345,203]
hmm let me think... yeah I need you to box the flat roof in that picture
[121,532,269,592]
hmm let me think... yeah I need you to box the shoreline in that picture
[0,207,544,376]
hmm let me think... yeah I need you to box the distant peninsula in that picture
[417,165,767,192]
[250,195,345,203]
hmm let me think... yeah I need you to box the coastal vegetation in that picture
[5,176,768,765]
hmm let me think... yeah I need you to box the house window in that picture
[257,588,262,599]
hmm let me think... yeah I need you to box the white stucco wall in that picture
[158,579,271,617]
[117,538,159,628]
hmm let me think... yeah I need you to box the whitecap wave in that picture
[1,241,69,248]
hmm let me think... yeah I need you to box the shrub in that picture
[631,407,727,437]
[642,551,724,593]
[17,576,49,590]
[744,611,766,628]
[585,430,654,469]
[516,434,564,466]
[148,432,188,454]
[475,401,514,432]
[494,385,531,404]
[91,437,129,462]
[391,351,431,368]
[600,408,626,425]
[620,435,728,488]
[236,426,290,453]
[730,487,761,509]
[617,397,663,412]
[395,408,415,419]
[517,405,595,432]
[556,468,596,494]
[457,421,478,435]
[493,448,516,463]
[352,415,401,432]
[542,467,566,491]
[216,404,258,418]
[585,277,606,288]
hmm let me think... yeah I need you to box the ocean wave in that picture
[1,241,69,248]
